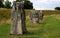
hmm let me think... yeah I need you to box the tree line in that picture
[0,0,33,9]
[55,7,60,10]
[0,0,60,10]
[0,0,11,8]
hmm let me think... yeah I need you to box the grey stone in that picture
[39,10,44,21]
[10,1,27,35]
[29,10,39,24]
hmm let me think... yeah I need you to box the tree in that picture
[24,1,33,9]
[16,0,21,1]
[55,7,60,10]
[0,0,4,7]
[5,0,11,8]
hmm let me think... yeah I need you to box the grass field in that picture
[0,8,60,22]
[0,15,60,38]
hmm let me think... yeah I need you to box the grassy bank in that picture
[0,8,60,25]
[0,15,60,38]
[0,8,60,19]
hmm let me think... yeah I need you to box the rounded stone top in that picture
[16,2,22,7]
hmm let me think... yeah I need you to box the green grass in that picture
[0,15,60,38]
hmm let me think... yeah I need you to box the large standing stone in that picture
[29,10,39,24]
[10,1,27,35]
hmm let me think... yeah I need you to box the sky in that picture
[5,0,60,10]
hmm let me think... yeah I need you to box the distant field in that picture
[0,8,60,25]
[0,15,60,38]
[0,8,60,19]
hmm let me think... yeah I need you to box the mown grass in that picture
[0,15,60,38]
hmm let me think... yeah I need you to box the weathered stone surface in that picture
[39,10,44,20]
[10,1,27,35]
[11,3,17,34]
[29,10,39,24]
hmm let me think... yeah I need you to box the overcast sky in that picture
[5,0,60,10]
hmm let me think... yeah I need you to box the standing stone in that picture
[29,10,39,24]
[10,3,17,34]
[39,10,44,21]
[10,1,27,35]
